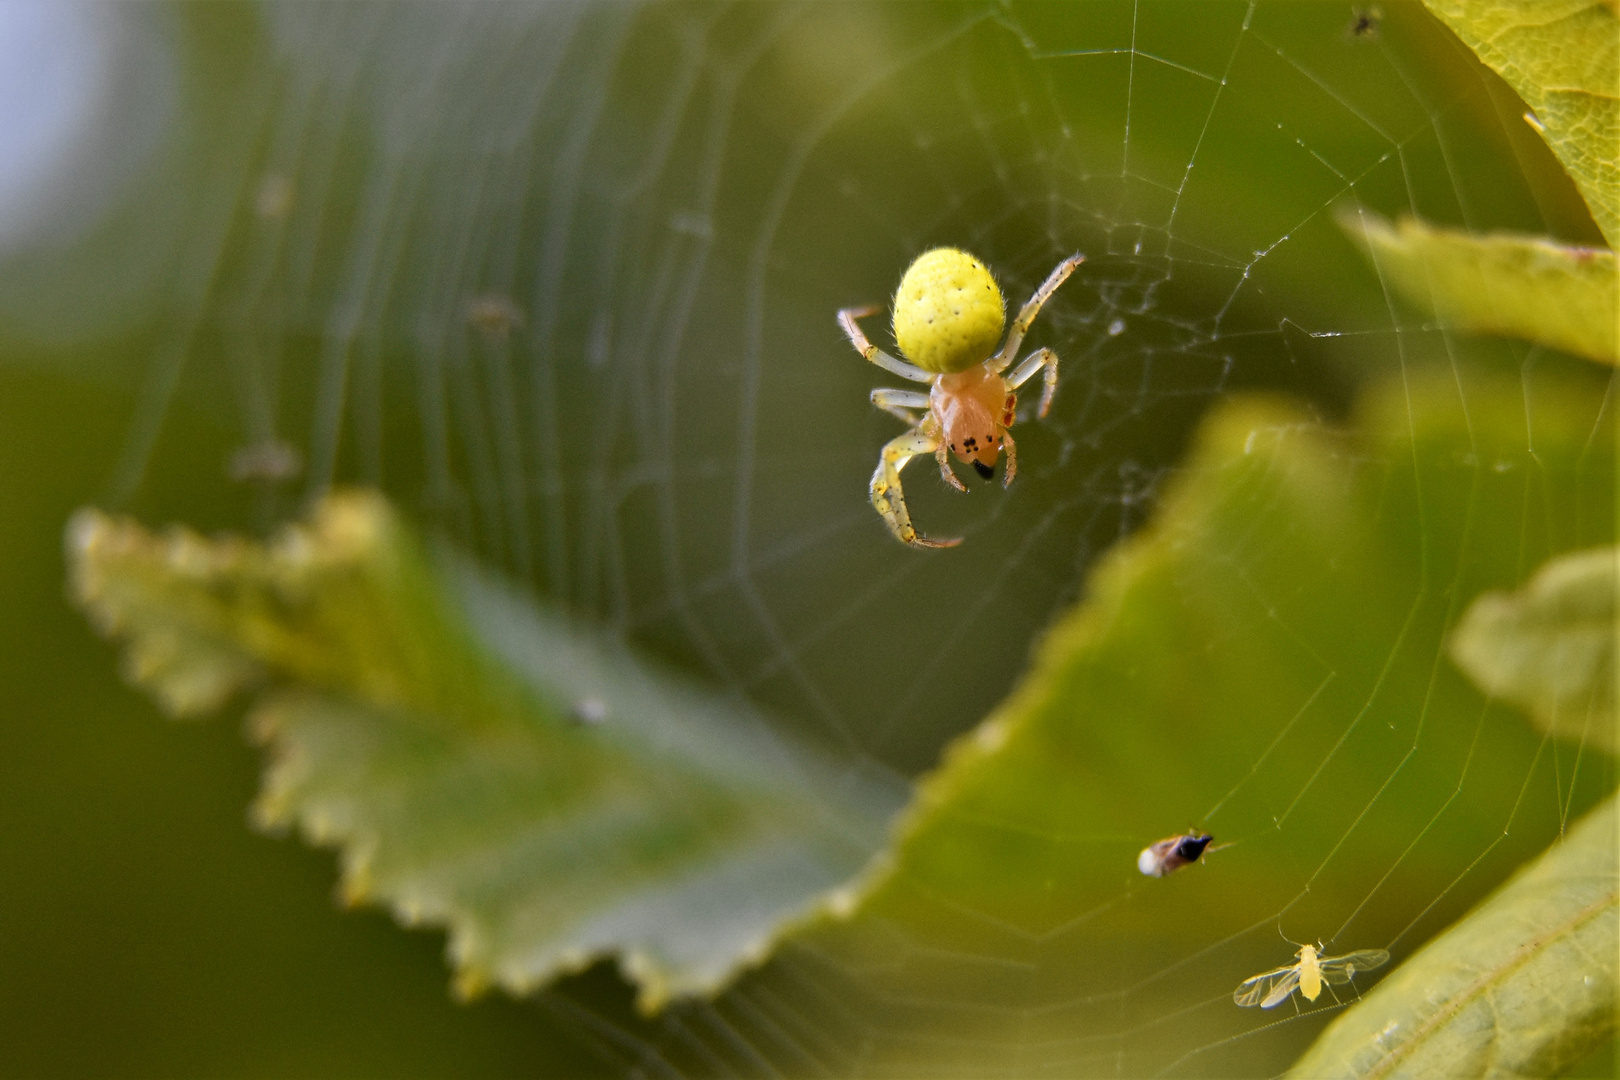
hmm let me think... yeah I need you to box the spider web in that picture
[20,1,1615,1075]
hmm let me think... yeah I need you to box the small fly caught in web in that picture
[1136,832,1229,877]
[1346,5,1382,40]
[1233,943,1389,1009]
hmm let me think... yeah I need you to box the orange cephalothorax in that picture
[932,367,1012,478]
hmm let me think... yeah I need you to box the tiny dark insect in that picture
[1347,5,1381,40]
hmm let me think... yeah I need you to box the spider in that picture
[838,248,1083,548]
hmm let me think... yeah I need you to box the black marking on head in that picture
[972,460,994,479]
[1175,835,1213,862]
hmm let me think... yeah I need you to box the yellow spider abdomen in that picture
[892,248,1005,374]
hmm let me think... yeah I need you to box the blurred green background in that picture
[0,2,1611,1076]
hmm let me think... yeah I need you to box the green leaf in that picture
[1450,545,1618,754]
[67,492,906,1012]
[1343,211,1618,363]
[1288,793,1618,1079]
[1422,0,1620,246]
[694,364,1616,1078]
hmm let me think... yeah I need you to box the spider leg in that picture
[934,441,967,492]
[1000,429,1017,488]
[992,253,1083,372]
[839,306,933,383]
[870,387,930,426]
[871,428,962,548]
[1006,346,1060,417]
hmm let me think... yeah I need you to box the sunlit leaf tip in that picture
[1339,209,1619,364]
[1450,545,1619,754]
[67,491,907,1012]
[1421,0,1620,246]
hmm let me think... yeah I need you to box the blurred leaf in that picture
[67,491,906,1012]
[1450,545,1618,754]
[1289,793,1617,1079]
[697,365,1617,1078]
[1422,0,1620,246]
[1343,212,1618,363]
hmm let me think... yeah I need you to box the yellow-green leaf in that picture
[1289,793,1618,1079]
[1422,0,1620,246]
[67,492,906,1012]
[1345,211,1618,363]
[1450,545,1618,754]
